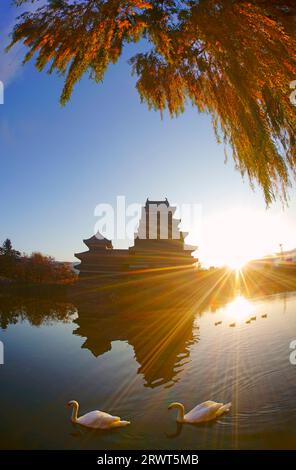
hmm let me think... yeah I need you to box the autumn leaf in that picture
[9,0,296,204]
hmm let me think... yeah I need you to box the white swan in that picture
[168,401,231,424]
[68,400,130,429]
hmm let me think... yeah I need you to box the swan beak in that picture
[168,404,173,410]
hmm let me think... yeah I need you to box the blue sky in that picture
[0,1,295,267]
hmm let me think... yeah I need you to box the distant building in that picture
[75,199,197,278]
[270,248,296,265]
[251,248,296,267]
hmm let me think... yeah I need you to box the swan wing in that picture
[77,410,120,429]
[184,401,223,423]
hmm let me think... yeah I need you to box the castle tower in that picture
[129,199,197,270]
[75,233,128,278]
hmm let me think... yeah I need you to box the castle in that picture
[75,199,197,279]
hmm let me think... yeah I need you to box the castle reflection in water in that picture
[0,279,234,389]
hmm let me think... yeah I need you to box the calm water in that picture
[0,291,296,449]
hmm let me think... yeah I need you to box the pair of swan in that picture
[246,315,258,323]
[215,321,236,327]
[246,314,267,324]
[68,399,231,430]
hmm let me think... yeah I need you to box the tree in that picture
[0,239,12,254]
[0,239,21,278]
[21,252,77,284]
[8,1,296,204]
[0,238,21,258]
[0,240,76,284]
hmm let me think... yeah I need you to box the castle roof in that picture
[83,233,112,249]
[145,198,170,208]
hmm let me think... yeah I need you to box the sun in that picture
[226,256,249,271]
[223,295,252,323]
[194,208,287,269]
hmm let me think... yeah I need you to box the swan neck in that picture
[176,404,185,422]
[71,402,79,422]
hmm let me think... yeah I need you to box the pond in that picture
[0,291,296,449]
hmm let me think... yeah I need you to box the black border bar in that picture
[1,450,296,467]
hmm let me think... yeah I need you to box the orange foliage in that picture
[9,1,296,204]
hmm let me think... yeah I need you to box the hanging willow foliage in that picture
[9,0,296,204]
